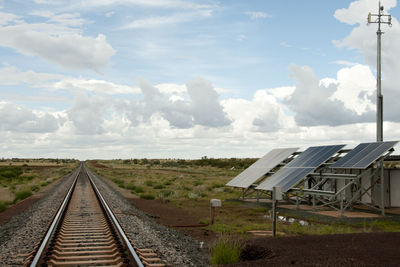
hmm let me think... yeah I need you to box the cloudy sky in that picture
[1,0,399,160]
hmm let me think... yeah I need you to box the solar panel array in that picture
[256,145,345,192]
[331,141,398,169]
[226,148,298,188]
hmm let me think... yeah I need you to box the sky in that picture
[0,0,400,160]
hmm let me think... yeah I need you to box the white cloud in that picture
[69,0,214,10]
[0,12,21,25]
[30,11,86,27]
[334,0,396,25]
[123,10,212,29]
[125,77,231,129]
[0,102,62,133]
[0,65,63,86]
[245,11,271,20]
[52,78,140,95]
[0,13,115,72]
[105,11,115,17]
[284,64,374,126]
[67,93,109,134]
[330,64,375,114]
[267,86,295,101]
[333,60,359,67]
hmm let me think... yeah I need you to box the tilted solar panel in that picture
[225,148,298,188]
[286,145,345,168]
[331,141,398,169]
[256,144,345,192]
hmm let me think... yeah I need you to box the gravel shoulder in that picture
[0,169,78,266]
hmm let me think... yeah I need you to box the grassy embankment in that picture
[0,159,79,211]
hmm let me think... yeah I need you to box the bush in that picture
[139,193,155,200]
[0,201,9,212]
[126,183,137,190]
[130,185,145,194]
[0,166,23,180]
[31,185,40,192]
[144,180,154,187]
[40,181,49,187]
[210,238,241,265]
[153,184,165,189]
[13,189,32,203]
[112,178,125,188]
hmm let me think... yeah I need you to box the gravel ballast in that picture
[0,169,78,266]
[87,167,209,267]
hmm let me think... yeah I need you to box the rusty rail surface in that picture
[25,163,165,267]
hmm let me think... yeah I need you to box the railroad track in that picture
[24,164,165,267]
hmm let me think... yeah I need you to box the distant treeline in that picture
[0,158,78,163]
[120,157,258,169]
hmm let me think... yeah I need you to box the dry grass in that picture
[88,159,400,237]
[0,159,79,204]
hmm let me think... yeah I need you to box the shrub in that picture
[126,183,137,190]
[112,178,125,188]
[144,180,154,186]
[0,201,9,212]
[13,189,32,203]
[193,180,203,186]
[153,184,165,189]
[40,181,49,187]
[210,238,241,265]
[160,190,173,198]
[31,185,40,192]
[133,186,144,193]
[139,193,155,200]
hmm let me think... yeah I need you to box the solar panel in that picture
[225,148,299,188]
[286,145,345,168]
[331,141,398,169]
[256,145,345,192]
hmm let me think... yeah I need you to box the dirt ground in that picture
[130,198,218,243]
[226,233,400,266]
[127,198,400,266]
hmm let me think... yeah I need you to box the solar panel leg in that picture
[272,200,277,237]
[296,193,299,210]
[380,161,385,216]
[312,195,315,212]
[340,191,344,217]
[242,188,245,200]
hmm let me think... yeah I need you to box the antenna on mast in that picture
[367,1,392,142]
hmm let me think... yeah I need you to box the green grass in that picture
[0,201,9,212]
[13,189,32,203]
[153,184,165,189]
[144,180,154,186]
[139,193,155,200]
[210,237,241,265]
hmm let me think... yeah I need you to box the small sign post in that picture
[210,199,221,225]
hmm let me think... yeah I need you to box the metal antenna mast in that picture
[367,1,392,142]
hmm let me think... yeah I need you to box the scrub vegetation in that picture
[88,159,400,236]
[0,159,79,211]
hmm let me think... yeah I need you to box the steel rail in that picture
[85,166,144,267]
[29,165,81,267]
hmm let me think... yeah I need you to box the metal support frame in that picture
[290,151,393,216]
